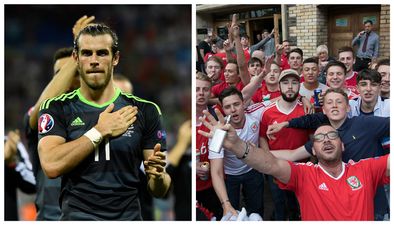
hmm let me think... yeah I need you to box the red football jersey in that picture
[196,123,213,191]
[277,154,390,220]
[211,81,245,98]
[345,71,359,95]
[251,85,281,103]
[280,53,291,71]
[259,101,310,150]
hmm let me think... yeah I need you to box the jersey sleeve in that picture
[38,99,67,140]
[141,102,167,151]
[259,110,269,138]
[361,154,390,187]
[276,161,302,193]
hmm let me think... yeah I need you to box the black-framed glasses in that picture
[313,131,339,142]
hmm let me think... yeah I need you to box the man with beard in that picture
[198,113,390,220]
[259,69,310,220]
[37,24,171,220]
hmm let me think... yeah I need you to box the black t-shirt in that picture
[198,40,211,63]
[38,88,167,220]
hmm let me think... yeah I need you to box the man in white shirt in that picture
[209,87,267,218]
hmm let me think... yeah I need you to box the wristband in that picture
[237,141,250,160]
[84,127,103,148]
[221,199,230,205]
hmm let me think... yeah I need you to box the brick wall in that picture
[379,5,390,58]
[287,5,328,58]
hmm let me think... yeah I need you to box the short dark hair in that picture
[364,20,373,25]
[338,46,354,58]
[357,69,381,84]
[226,59,239,74]
[323,88,349,105]
[218,86,243,104]
[248,57,263,67]
[53,47,73,63]
[289,48,303,58]
[282,40,289,44]
[74,23,119,55]
[303,57,318,65]
[376,58,390,69]
[241,34,249,39]
[325,60,346,74]
[216,39,224,49]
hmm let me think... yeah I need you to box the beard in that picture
[281,91,299,102]
[79,68,112,90]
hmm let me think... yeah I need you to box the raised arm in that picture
[242,56,273,105]
[230,14,250,86]
[250,29,274,54]
[198,108,291,184]
[29,15,95,129]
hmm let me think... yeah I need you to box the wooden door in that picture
[328,6,380,57]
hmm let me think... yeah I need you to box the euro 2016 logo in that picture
[38,114,55,134]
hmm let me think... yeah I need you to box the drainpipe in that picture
[281,4,288,41]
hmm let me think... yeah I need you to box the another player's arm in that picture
[38,104,137,178]
[199,108,291,184]
[29,58,78,129]
[167,120,191,167]
[29,15,95,130]
[143,144,171,198]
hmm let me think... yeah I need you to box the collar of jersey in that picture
[76,87,121,108]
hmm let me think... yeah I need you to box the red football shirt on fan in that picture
[260,101,310,150]
[345,71,359,95]
[196,122,213,192]
[277,154,389,220]
[211,81,245,98]
[280,53,290,71]
[251,85,281,103]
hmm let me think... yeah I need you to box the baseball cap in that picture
[278,69,300,82]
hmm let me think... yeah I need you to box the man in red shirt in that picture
[196,72,222,219]
[275,40,291,71]
[259,68,310,220]
[209,15,250,105]
[198,113,390,221]
[338,46,359,94]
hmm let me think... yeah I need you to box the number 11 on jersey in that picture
[94,138,110,161]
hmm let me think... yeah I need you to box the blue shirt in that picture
[352,31,379,59]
